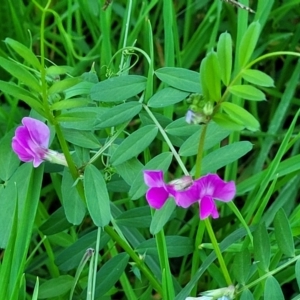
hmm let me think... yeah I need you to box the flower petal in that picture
[143,170,165,188]
[196,174,236,202]
[22,117,50,148]
[199,195,218,219]
[168,183,199,208]
[146,187,169,209]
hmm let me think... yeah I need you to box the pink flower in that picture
[193,174,236,220]
[143,170,236,220]
[12,117,67,168]
[143,170,198,209]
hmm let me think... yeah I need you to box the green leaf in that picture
[155,67,201,92]
[0,129,20,181]
[0,57,41,92]
[274,208,295,257]
[39,207,72,235]
[61,169,86,225]
[84,164,111,227]
[38,275,74,299]
[228,85,266,101]
[110,125,158,166]
[238,21,261,67]
[115,206,151,228]
[221,102,260,131]
[90,75,147,102]
[115,157,143,186]
[0,80,44,115]
[213,112,245,131]
[62,128,101,148]
[150,199,176,235]
[200,57,209,99]
[129,152,173,200]
[48,77,82,95]
[179,122,231,156]
[55,230,110,271]
[240,289,255,300]
[4,38,41,69]
[51,98,89,111]
[136,236,193,258]
[94,253,129,298]
[253,223,270,272]
[165,117,200,137]
[94,102,142,129]
[148,87,189,108]
[200,141,253,174]
[242,69,275,87]
[264,276,284,300]
[203,51,221,101]
[233,249,250,285]
[217,32,232,86]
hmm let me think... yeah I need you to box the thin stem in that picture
[104,226,163,295]
[204,219,232,285]
[143,104,189,175]
[194,124,208,178]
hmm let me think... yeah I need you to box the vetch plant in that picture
[12,117,67,167]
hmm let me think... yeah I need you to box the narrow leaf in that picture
[155,67,201,93]
[204,51,221,101]
[274,208,295,257]
[217,32,232,86]
[238,22,261,67]
[110,125,158,165]
[148,87,189,108]
[94,102,142,129]
[90,75,146,102]
[61,169,86,225]
[264,276,284,300]
[233,249,250,285]
[221,102,260,131]
[228,85,266,101]
[84,164,111,227]
[0,57,41,92]
[5,38,41,69]
[94,253,129,298]
[201,141,253,174]
[242,69,274,87]
[253,223,270,272]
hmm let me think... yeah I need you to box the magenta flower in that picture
[143,170,236,220]
[12,117,67,168]
[143,170,198,209]
[193,174,236,220]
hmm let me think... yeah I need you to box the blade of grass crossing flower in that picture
[245,109,300,223]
